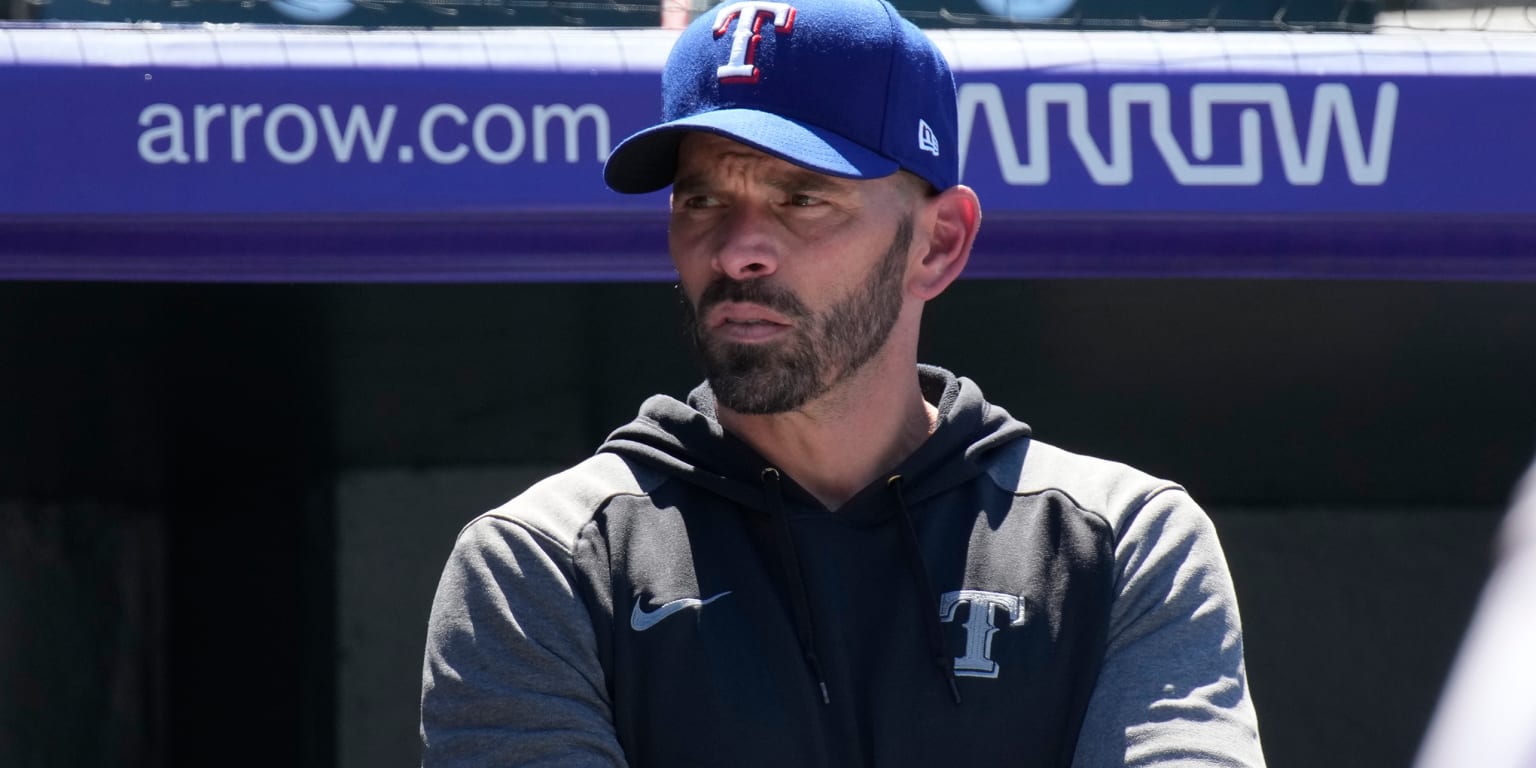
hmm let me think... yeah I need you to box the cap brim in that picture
[603,109,900,194]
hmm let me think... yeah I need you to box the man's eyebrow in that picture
[672,173,707,196]
[670,168,848,196]
[764,170,845,194]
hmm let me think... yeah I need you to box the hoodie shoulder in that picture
[980,437,1188,538]
[473,452,668,552]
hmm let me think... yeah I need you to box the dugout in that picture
[3,24,1536,768]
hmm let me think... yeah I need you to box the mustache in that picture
[695,276,810,321]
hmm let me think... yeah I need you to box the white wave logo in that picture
[958,81,1399,186]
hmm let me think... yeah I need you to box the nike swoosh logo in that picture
[630,591,732,632]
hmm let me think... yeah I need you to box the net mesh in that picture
[9,0,1536,33]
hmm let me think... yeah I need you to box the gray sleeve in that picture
[420,515,627,768]
[1072,488,1266,768]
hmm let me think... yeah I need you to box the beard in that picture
[680,215,912,415]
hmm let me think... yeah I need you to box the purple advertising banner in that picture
[2,25,1535,281]
[0,67,670,216]
[955,74,1533,217]
[3,68,1533,217]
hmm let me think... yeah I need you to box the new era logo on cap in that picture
[918,119,940,157]
[602,0,959,195]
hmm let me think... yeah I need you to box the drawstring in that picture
[888,475,963,705]
[763,468,832,705]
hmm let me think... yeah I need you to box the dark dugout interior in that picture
[2,276,1532,767]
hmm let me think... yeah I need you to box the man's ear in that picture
[909,185,981,301]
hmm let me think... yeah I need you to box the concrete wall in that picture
[1216,506,1500,767]
[2,278,1531,767]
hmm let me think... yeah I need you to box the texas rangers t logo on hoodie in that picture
[940,590,1027,678]
[713,1,797,83]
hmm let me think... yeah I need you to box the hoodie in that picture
[421,366,1265,767]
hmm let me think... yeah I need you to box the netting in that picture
[9,0,1536,33]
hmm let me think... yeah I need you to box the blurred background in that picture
[2,1,1535,767]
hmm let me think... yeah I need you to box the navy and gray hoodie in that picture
[421,366,1265,767]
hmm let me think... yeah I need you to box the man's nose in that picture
[712,205,780,281]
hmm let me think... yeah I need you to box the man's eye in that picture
[678,195,718,210]
[788,193,822,207]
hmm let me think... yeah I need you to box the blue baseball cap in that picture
[603,0,959,194]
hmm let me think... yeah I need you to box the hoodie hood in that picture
[598,364,1032,515]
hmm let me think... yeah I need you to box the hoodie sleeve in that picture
[1071,487,1266,768]
[420,514,627,768]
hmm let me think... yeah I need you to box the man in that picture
[421,0,1265,765]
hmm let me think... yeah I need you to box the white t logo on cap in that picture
[713,1,797,84]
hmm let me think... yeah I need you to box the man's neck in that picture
[717,356,937,510]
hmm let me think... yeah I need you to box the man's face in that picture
[669,134,919,414]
